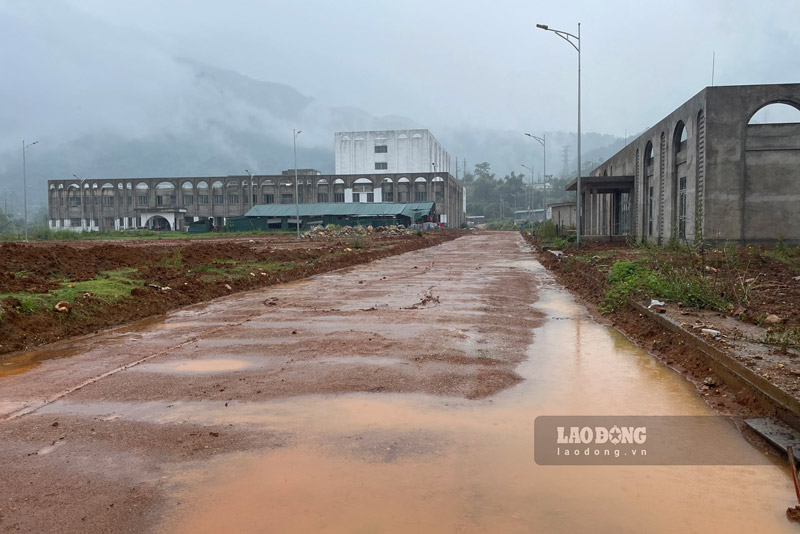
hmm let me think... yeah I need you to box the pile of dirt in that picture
[0,231,462,356]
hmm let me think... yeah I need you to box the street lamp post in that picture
[293,129,302,239]
[245,169,255,210]
[537,22,581,246]
[22,140,38,242]
[524,132,547,220]
[73,174,87,232]
[521,164,534,222]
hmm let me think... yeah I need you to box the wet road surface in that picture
[0,233,796,533]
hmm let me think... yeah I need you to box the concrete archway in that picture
[145,215,172,231]
[744,99,800,241]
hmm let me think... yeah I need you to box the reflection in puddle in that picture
[156,263,797,534]
[0,346,83,378]
[136,358,255,375]
[315,356,407,366]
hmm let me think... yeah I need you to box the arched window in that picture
[352,178,374,203]
[155,182,176,206]
[333,179,345,203]
[181,181,194,206]
[211,181,224,205]
[674,121,687,152]
[673,122,688,239]
[643,142,655,237]
[135,182,150,206]
[414,177,428,202]
[748,102,800,124]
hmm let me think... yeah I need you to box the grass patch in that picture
[760,327,800,349]
[533,220,573,249]
[600,259,729,313]
[191,265,227,275]
[1,227,297,243]
[191,260,295,281]
[0,268,143,317]
[160,249,184,269]
[763,238,800,267]
[227,261,294,278]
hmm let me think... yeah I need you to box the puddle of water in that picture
[315,356,407,366]
[157,274,797,533]
[135,358,256,375]
[151,321,222,331]
[0,346,84,378]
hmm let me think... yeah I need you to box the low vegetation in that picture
[528,231,800,341]
[1,268,144,315]
[600,258,728,313]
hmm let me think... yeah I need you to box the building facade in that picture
[334,130,451,175]
[47,170,465,231]
[577,83,800,244]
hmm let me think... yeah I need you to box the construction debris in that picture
[302,225,409,240]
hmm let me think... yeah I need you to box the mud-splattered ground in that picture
[0,231,459,355]
[526,233,800,415]
[0,232,542,533]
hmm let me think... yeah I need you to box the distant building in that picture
[547,202,577,230]
[334,130,451,175]
[47,128,466,232]
[576,83,800,244]
[513,209,545,223]
[47,170,465,231]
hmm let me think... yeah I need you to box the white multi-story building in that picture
[334,129,451,175]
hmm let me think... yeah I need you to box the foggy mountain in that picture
[0,58,624,216]
[0,1,625,216]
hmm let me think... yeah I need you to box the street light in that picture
[22,140,38,242]
[521,164,534,222]
[245,169,255,209]
[73,174,87,232]
[293,129,302,239]
[431,162,437,207]
[537,21,581,246]
[524,132,547,219]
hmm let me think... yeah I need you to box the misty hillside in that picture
[0,60,625,214]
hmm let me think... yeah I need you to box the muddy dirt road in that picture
[0,233,797,532]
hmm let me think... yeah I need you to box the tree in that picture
[0,209,19,235]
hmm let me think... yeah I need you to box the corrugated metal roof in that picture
[245,202,434,218]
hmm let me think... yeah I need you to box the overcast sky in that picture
[3,0,800,151]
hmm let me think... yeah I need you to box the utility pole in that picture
[245,169,255,209]
[537,21,581,245]
[293,129,302,239]
[22,140,38,242]
[73,174,87,232]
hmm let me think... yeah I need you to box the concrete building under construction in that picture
[573,83,800,244]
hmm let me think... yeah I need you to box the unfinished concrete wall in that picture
[704,84,800,243]
[592,83,800,244]
[591,88,706,244]
[744,123,800,242]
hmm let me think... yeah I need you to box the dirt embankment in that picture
[0,231,462,356]
[523,233,800,420]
